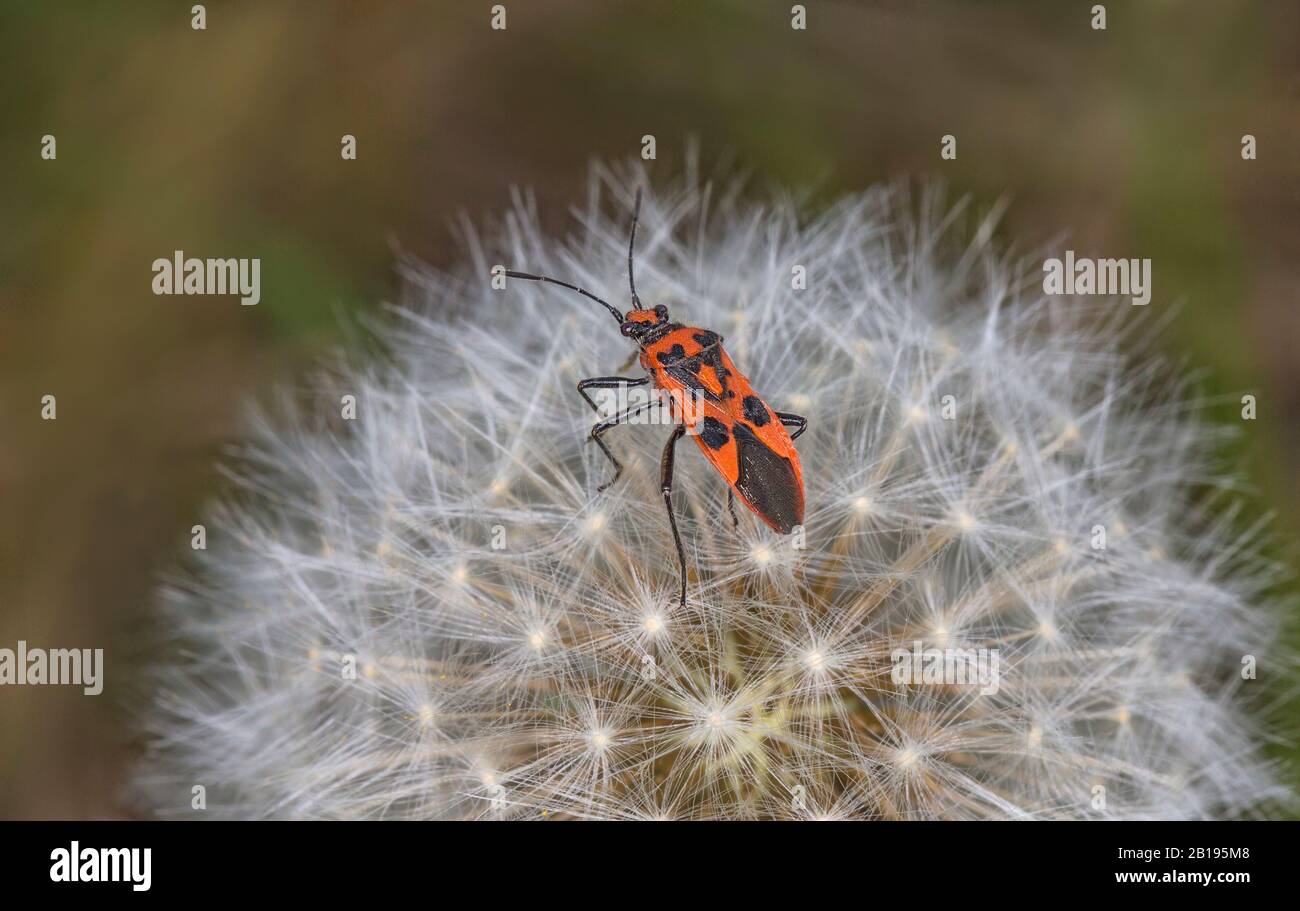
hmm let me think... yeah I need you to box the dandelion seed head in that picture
[137,161,1292,819]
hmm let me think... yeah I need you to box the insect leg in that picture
[726,489,740,530]
[660,423,689,607]
[590,399,655,492]
[576,375,648,414]
[776,411,808,440]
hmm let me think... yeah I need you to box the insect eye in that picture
[654,304,668,321]
[620,321,638,337]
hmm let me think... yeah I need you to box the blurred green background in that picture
[1,1,1296,818]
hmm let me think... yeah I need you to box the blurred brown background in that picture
[1,0,1297,818]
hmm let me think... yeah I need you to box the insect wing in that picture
[687,351,805,534]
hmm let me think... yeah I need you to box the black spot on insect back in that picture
[742,395,770,426]
[656,344,687,366]
[693,331,719,348]
[699,416,730,450]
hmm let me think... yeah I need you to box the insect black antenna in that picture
[628,187,643,309]
[504,270,625,325]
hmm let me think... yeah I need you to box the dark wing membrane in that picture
[730,422,804,533]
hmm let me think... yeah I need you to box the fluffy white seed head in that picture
[137,162,1291,819]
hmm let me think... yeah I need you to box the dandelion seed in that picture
[952,509,977,531]
[895,747,921,769]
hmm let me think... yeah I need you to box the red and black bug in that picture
[506,189,806,606]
